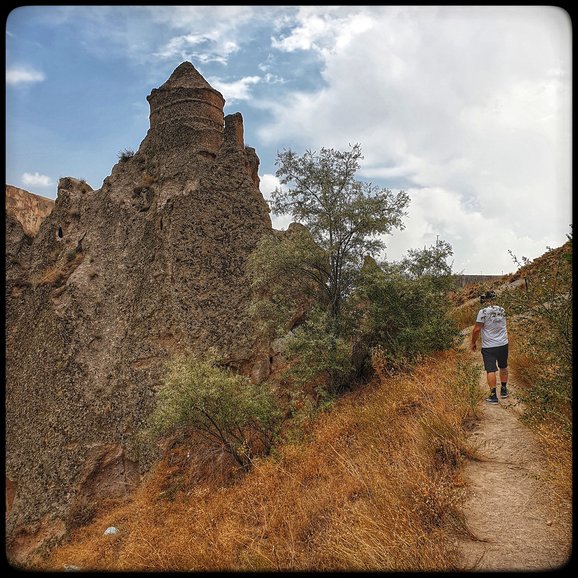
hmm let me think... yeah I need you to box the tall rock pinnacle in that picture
[161,61,216,89]
[5,62,273,565]
[144,61,225,158]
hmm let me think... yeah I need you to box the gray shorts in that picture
[481,344,509,373]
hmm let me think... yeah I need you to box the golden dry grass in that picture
[40,241,572,571]
[532,419,573,503]
[449,301,480,330]
[508,332,573,504]
[46,349,480,572]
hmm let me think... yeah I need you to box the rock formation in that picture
[5,186,54,303]
[6,185,54,236]
[5,61,272,564]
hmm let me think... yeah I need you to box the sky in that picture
[5,5,572,274]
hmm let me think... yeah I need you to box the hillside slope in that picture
[44,348,480,571]
[13,231,571,571]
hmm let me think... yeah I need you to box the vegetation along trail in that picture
[455,330,572,571]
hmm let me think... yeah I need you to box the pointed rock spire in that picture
[158,61,219,92]
[145,61,226,158]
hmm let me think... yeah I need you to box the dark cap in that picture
[480,290,496,304]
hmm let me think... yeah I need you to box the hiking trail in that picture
[455,332,572,571]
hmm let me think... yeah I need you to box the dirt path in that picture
[455,338,572,571]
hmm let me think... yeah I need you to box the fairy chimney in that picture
[144,61,225,158]
[5,61,273,564]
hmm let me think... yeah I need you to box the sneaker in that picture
[501,386,508,398]
[485,394,499,404]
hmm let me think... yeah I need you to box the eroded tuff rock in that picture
[5,61,273,562]
[5,185,55,302]
[6,184,55,236]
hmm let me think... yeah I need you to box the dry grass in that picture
[508,332,572,504]
[37,241,572,571]
[504,239,572,505]
[532,420,572,503]
[141,172,157,187]
[37,264,67,287]
[508,337,538,390]
[449,301,480,330]
[45,349,479,572]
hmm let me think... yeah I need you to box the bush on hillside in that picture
[351,241,460,374]
[118,148,135,162]
[149,354,282,470]
[502,237,572,428]
[281,306,354,399]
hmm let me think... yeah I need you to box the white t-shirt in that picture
[476,305,508,348]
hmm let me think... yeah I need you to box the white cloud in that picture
[271,6,373,55]
[154,33,239,65]
[259,173,292,231]
[259,5,571,272]
[210,75,260,103]
[147,5,258,30]
[22,172,53,187]
[6,66,45,86]
[149,6,285,65]
[259,173,280,200]
[380,186,566,275]
[270,213,294,232]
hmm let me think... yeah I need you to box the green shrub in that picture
[352,252,460,373]
[118,148,135,162]
[502,238,572,428]
[283,306,354,398]
[149,354,282,470]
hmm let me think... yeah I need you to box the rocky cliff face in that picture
[5,62,272,563]
[6,185,54,236]
[5,186,54,304]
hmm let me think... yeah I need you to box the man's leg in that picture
[487,371,497,389]
[481,348,499,403]
[497,345,509,397]
[485,371,498,403]
[499,367,508,397]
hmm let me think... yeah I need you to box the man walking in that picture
[470,290,509,404]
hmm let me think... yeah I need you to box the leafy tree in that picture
[352,238,460,373]
[270,144,409,320]
[252,144,409,394]
[149,354,282,470]
[249,224,327,343]
[398,237,454,281]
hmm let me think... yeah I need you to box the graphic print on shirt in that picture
[476,305,508,348]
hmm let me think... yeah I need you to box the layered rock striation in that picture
[5,186,55,303]
[6,185,54,236]
[5,62,272,561]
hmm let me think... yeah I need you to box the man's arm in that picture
[471,322,483,351]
